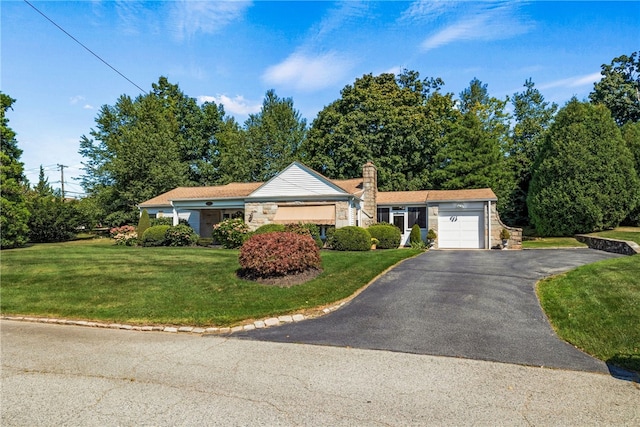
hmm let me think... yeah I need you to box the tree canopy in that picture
[528,99,639,236]
[303,70,456,190]
[589,51,640,126]
[79,77,228,225]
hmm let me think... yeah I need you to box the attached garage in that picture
[437,205,485,249]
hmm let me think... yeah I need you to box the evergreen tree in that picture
[528,99,639,236]
[0,92,30,248]
[621,121,640,225]
[504,79,557,225]
[433,79,513,213]
[244,90,307,181]
[27,166,81,242]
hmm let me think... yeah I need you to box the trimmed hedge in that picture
[331,226,371,251]
[239,232,321,277]
[141,225,170,247]
[367,224,401,249]
[254,223,286,234]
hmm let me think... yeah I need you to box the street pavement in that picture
[233,249,622,372]
[2,320,639,426]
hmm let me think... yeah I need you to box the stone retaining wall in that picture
[575,235,640,255]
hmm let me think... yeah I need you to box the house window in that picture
[377,207,390,224]
[408,207,427,228]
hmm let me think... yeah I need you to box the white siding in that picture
[249,164,346,198]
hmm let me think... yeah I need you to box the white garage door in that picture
[438,209,484,249]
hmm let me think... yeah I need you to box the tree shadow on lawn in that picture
[606,354,640,383]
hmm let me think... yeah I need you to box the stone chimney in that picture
[362,162,377,227]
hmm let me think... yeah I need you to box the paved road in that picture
[2,320,639,426]
[233,249,622,372]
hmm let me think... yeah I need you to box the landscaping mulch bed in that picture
[237,268,323,287]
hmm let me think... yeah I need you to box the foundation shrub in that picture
[367,224,401,249]
[239,232,321,277]
[285,223,323,248]
[141,225,170,247]
[165,224,198,247]
[331,226,371,251]
[212,218,250,249]
[409,224,422,244]
[254,224,286,234]
[137,210,151,242]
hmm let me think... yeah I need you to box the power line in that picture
[23,0,146,94]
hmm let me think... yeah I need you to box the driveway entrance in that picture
[233,249,622,372]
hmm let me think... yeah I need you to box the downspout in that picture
[171,201,179,226]
[487,200,491,250]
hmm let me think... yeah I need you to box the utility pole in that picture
[57,164,67,198]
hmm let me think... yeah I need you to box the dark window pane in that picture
[377,207,389,223]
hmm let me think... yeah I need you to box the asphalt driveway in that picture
[232,249,622,372]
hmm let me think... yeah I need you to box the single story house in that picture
[139,162,521,249]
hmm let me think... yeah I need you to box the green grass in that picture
[0,239,421,327]
[522,237,587,249]
[591,228,640,245]
[537,255,640,373]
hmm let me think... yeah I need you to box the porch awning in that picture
[272,205,336,225]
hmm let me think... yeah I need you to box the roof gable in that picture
[248,162,352,198]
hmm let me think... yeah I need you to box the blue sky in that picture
[2,1,639,197]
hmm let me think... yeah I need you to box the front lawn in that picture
[537,255,640,373]
[0,239,421,326]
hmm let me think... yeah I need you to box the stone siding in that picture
[490,202,522,250]
[245,202,278,230]
[575,235,640,255]
[361,162,377,227]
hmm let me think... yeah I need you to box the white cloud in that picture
[310,1,369,44]
[401,0,455,22]
[263,51,354,92]
[83,104,95,110]
[198,95,261,116]
[69,95,85,105]
[419,2,534,51]
[169,0,252,41]
[538,72,602,91]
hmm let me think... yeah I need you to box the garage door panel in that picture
[438,210,484,249]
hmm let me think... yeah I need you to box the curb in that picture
[0,302,349,335]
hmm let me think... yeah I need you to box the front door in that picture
[200,210,220,238]
[393,214,407,245]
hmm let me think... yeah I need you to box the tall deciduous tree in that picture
[528,99,639,236]
[504,79,557,225]
[303,70,455,190]
[0,92,30,248]
[244,90,307,181]
[79,77,227,225]
[589,51,640,126]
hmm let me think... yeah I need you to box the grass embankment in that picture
[522,226,640,248]
[522,237,587,249]
[0,239,420,327]
[591,228,640,245]
[538,255,640,373]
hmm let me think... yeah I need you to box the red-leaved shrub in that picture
[239,232,321,277]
